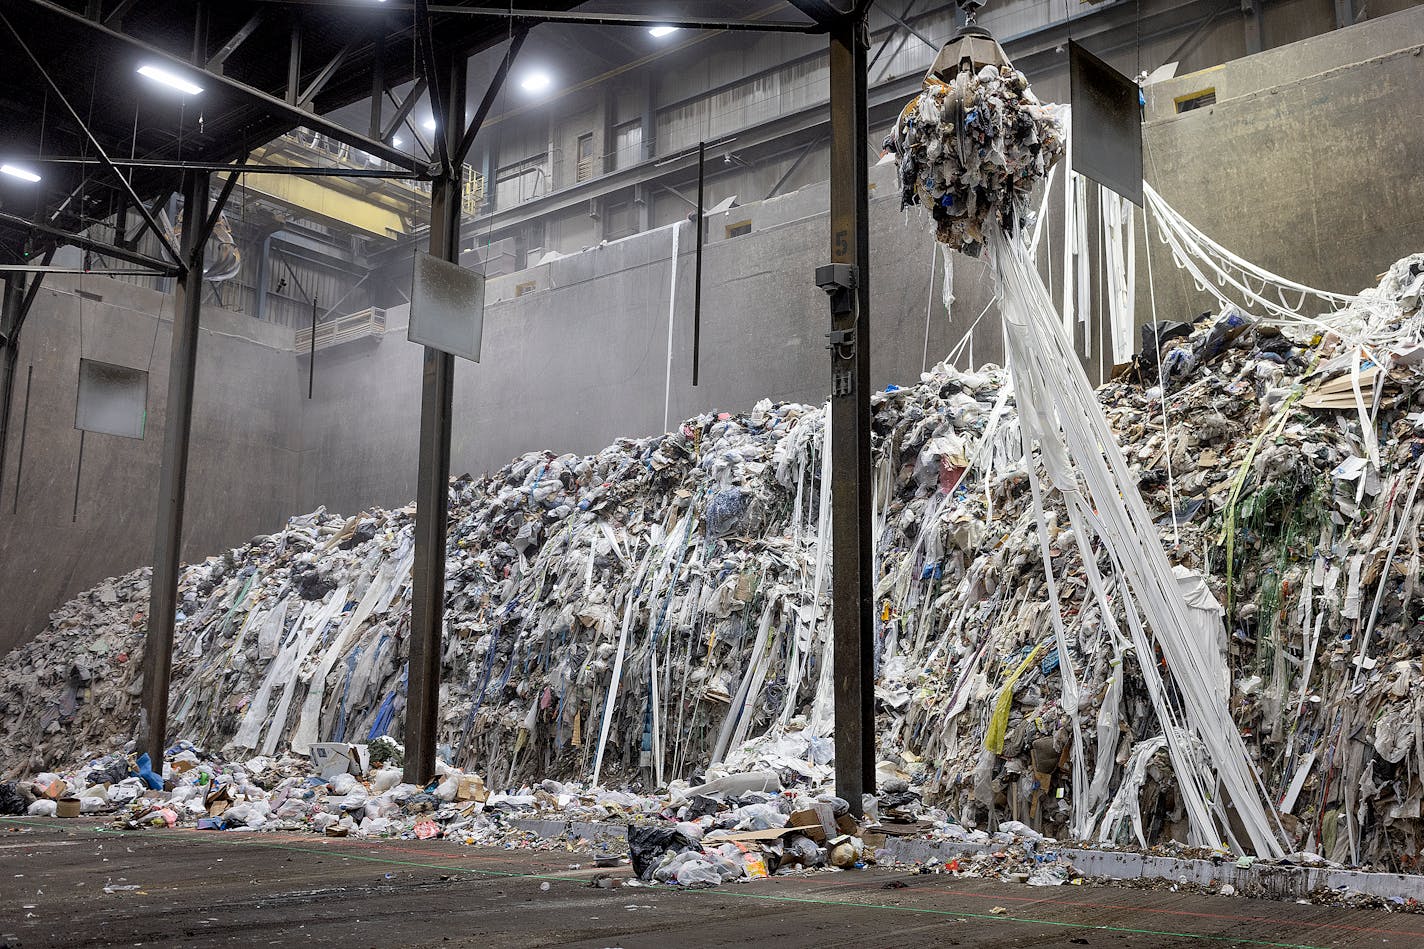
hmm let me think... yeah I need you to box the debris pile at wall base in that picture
[4,257,1424,876]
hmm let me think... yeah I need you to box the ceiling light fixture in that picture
[648,26,679,37]
[520,71,552,93]
[0,164,41,183]
[138,64,203,96]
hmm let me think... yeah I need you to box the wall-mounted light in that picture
[0,164,41,183]
[648,26,679,38]
[138,64,203,96]
[520,71,552,93]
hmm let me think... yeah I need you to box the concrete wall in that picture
[1138,7,1424,322]
[0,276,302,654]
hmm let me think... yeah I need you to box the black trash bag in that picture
[1136,320,1193,370]
[628,824,696,881]
[0,782,28,816]
[88,759,128,786]
[683,794,725,821]
[1195,309,1254,361]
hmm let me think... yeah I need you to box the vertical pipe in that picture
[72,430,85,522]
[140,169,209,766]
[691,141,705,387]
[254,234,272,323]
[369,31,386,139]
[405,50,467,786]
[0,276,22,497]
[827,11,875,814]
[11,365,31,514]
[307,295,317,399]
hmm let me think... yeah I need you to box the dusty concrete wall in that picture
[0,276,302,654]
[1138,6,1424,323]
[295,164,1003,517]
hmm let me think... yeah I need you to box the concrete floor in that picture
[3,818,1423,948]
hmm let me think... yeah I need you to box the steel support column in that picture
[824,12,875,816]
[140,169,210,765]
[0,276,25,497]
[404,50,467,786]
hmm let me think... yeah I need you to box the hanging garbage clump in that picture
[882,7,1064,256]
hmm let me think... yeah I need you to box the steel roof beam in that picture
[0,209,182,275]
[208,10,267,72]
[19,0,419,172]
[0,8,187,269]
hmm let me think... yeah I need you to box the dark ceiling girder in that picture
[878,5,937,52]
[17,156,430,179]
[196,159,248,263]
[454,29,528,167]
[20,0,419,171]
[247,0,824,32]
[100,0,139,26]
[208,10,267,71]
[385,87,435,159]
[783,0,855,26]
[381,77,429,143]
[0,8,187,269]
[0,209,181,276]
[413,0,450,172]
[299,37,357,107]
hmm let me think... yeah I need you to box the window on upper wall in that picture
[576,133,595,182]
[725,220,752,239]
[1175,89,1216,113]
[515,281,537,297]
[613,120,644,171]
[494,154,549,209]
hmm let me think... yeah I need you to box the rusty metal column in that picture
[820,10,875,815]
[140,169,208,765]
[405,52,466,786]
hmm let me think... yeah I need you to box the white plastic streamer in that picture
[992,226,1286,857]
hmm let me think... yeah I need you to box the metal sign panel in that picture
[408,251,485,363]
[1069,41,1143,206]
[75,358,148,439]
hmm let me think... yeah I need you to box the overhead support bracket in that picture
[382,78,428,143]
[413,0,451,173]
[453,28,528,166]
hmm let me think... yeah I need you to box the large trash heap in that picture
[2,257,1424,876]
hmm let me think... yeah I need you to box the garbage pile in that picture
[5,257,1424,871]
[883,63,1064,255]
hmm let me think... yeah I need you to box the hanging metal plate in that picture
[408,251,486,363]
[1069,41,1143,206]
[75,358,147,439]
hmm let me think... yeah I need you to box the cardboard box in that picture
[309,743,370,779]
[788,803,838,842]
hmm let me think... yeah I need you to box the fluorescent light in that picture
[138,64,203,96]
[520,71,552,93]
[0,164,40,183]
[649,26,678,37]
